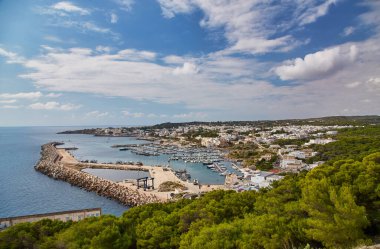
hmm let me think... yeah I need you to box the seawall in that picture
[34,143,161,207]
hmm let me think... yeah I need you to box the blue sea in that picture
[0,126,235,218]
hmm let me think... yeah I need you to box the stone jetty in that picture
[34,143,161,207]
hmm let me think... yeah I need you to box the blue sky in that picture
[0,0,379,126]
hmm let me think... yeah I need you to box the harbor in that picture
[34,142,226,207]
[110,142,241,181]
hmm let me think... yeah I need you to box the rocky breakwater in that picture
[34,142,161,207]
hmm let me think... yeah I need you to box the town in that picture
[61,121,355,192]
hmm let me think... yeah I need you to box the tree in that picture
[301,180,370,248]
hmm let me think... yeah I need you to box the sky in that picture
[0,0,379,126]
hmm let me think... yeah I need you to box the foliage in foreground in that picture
[1,127,380,249]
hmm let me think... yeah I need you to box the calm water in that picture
[0,127,128,218]
[0,126,235,218]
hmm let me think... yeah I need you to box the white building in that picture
[251,171,284,188]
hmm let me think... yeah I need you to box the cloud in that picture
[45,93,62,98]
[43,35,64,43]
[359,1,380,32]
[0,48,24,64]
[96,46,112,53]
[122,111,145,118]
[158,0,194,18]
[0,105,22,109]
[29,102,81,111]
[17,46,265,109]
[52,1,90,15]
[9,21,380,118]
[81,22,111,33]
[0,92,42,99]
[367,77,380,92]
[117,49,156,61]
[173,62,198,75]
[342,26,355,36]
[345,82,361,88]
[0,99,17,104]
[156,0,338,54]
[85,111,109,118]
[53,20,117,37]
[173,112,207,119]
[162,55,186,64]
[296,0,338,25]
[275,45,358,81]
[110,13,118,23]
[113,0,134,11]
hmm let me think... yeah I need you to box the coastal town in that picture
[58,121,355,195]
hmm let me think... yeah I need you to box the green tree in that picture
[301,180,370,248]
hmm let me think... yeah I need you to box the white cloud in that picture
[122,111,145,118]
[158,0,194,18]
[296,0,338,25]
[43,35,63,43]
[0,48,25,64]
[0,92,42,99]
[359,1,380,32]
[367,77,380,93]
[275,45,358,81]
[342,26,355,36]
[173,112,207,119]
[96,46,112,53]
[45,93,62,98]
[110,13,118,23]
[52,1,90,15]
[0,105,22,109]
[162,55,186,64]
[0,99,17,104]
[156,0,338,55]
[173,62,198,75]
[345,81,361,88]
[29,102,81,111]
[81,22,110,33]
[8,18,380,119]
[47,20,119,39]
[117,49,156,61]
[113,0,134,11]
[85,111,109,118]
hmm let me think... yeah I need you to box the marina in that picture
[110,142,240,180]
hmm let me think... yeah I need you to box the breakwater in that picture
[34,143,161,207]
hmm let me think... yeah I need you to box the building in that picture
[0,208,101,230]
[251,171,284,188]
[280,155,304,171]
[201,137,221,147]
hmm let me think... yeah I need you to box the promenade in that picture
[35,143,225,206]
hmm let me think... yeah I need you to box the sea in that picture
[0,126,235,218]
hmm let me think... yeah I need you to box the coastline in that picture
[34,143,225,207]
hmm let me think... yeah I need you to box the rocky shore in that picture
[34,143,161,207]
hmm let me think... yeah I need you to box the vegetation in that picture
[149,116,380,129]
[307,126,380,164]
[158,181,187,192]
[2,125,380,249]
[228,143,259,159]
[276,138,309,147]
[184,128,219,139]
[255,155,278,171]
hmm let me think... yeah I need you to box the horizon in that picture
[1,0,380,126]
[1,114,378,128]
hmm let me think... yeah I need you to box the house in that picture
[280,155,304,171]
[251,171,284,188]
